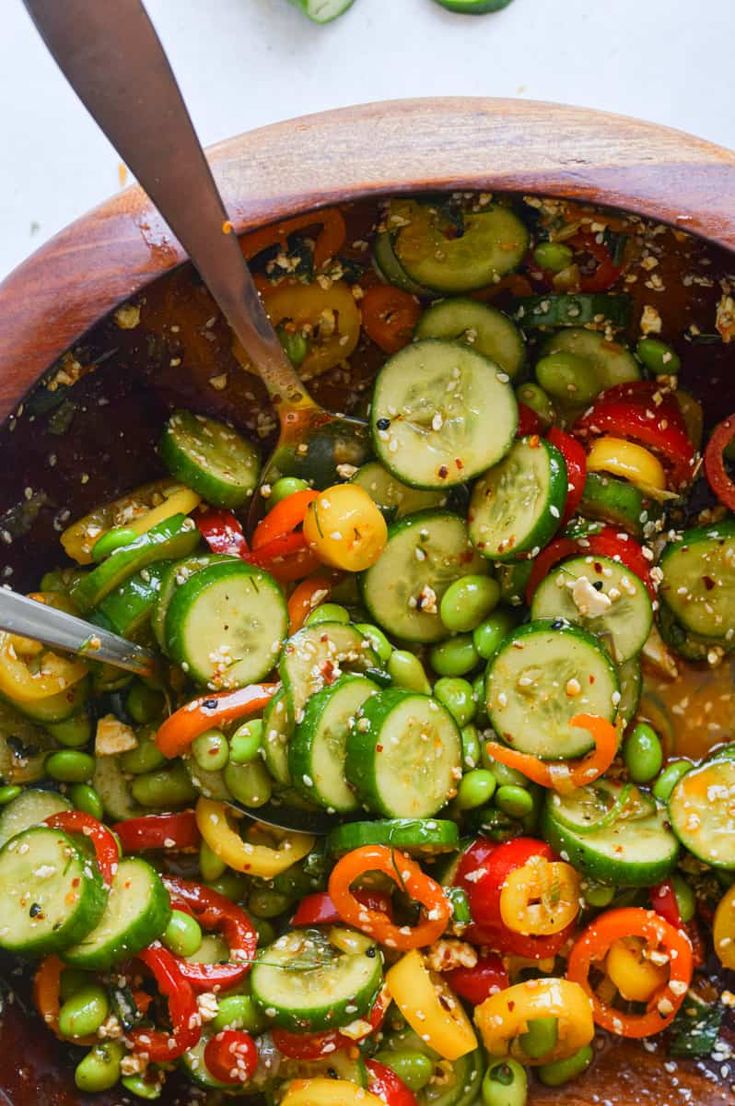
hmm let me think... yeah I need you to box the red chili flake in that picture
[703,576,716,591]
[438,465,449,479]
[376,744,384,752]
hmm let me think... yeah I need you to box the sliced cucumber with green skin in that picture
[547,779,653,837]
[495,561,533,607]
[0,788,71,848]
[468,437,567,562]
[373,231,430,296]
[486,620,619,759]
[657,599,734,664]
[251,926,382,1031]
[165,560,287,690]
[345,689,461,818]
[361,511,488,644]
[290,675,379,813]
[4,677,89,725]
[0,701,57,784]
[579,472,662,541]
[152,554,238,649]
[659,522,735,640]
[93,562,169,641]
[391,201,529,293]
[261,690,293,787]
[370,340,517,489]
[616,656,642,727]
[160,411,260,509]
[668,757,735,869]
[351,461,447,520]
[433,0,514,11]
[415,299,525,379]
[287,0,356,24]
[0,826,107,955]
[542,787,679,886]
[280,623,378,721]
[540,328,640,395]
[63,858,171,969]
[93,755,145,821]
[513,294,631,330]
[326,818,460,856]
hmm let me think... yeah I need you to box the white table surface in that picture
[1,0,734,282]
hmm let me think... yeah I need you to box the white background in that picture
[1,0,734,281]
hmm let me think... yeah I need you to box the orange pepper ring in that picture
[156,683,278,759]
[240,208,346,271]
[485,713,618,793]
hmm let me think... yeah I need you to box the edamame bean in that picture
[60,967,91,1002]
[440,575,500,634]
[434,677,476,727]
[206,873,249,901]
[69,783,104,821]
[0,785,21,806]
[121,1075,161,1100]
[456,769,496,811]
[120,733,167,774]
[199,839,226,882]
[496,785,534,819]
[268,477,310,509]
[277,327,309,370]
[130,762,197,808]
[461,723,481,769]
[248,888,292,918]
[252,916,276,945]
[126,681,165,724]
[671,872,696,923]
[355,623,393,663]
[623,722,663,784]
[515,382,555,427]
[305,603,350,626]
[58,983,109,1040]
[652,759,692,803]
[520,1016,558,1060]
[482,1058,528,1106]
[430,635,479,678]
[230,720,263,765]
[473,609,516,661]
[635,337,681,375]
[388,649,431,693]
[481,752,528,789]
[192,728,230,772]
[224,760,272,808]
[536,351,598,405]
[75,1041,125,1093]
[46,712,93,748]
[212,994,268,1035]
[46,750,95,784]
[533,241,574,273]
[163,909,203,958]
[583,881,615,909]
[373,1050,434,1093]
[92,527,138,562]
[538,1044,593,1087]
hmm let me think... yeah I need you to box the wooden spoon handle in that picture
[23,0,312,410]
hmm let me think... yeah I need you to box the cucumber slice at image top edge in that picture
[531,553,653,665]
[280,622,378,719]
[351,461,448,520]
[414,298,525,379]
[288,0,356,23]
[0,826,107,955]
[361,510,489,644]
[546,778,655,837]
[468,436,567,562]
[327,817,460,856]
[659,521,735,640]
[165,559,288,690]
[370,339,518,490]
[668,757,735,869]
[345,688,462,819]
[513,293,632,330]
[486,619,619,760]
[433,0,515,11]
[151,553,239,649]
[579,472,663,542]
[0,788,71,848]
[160,410,260,509]
[63,857,171,970]
[373,231,431,296]
[540,327,640,394]
[542,790,679,887]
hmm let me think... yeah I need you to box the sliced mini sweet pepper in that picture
[195,798,315,879]
[386,948,477,1061]
[162,876,257,992]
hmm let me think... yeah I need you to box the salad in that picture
[0,192,734,1106]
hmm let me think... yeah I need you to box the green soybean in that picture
[355,623,393,663]
[520,1016,558,1060]
[434,677,476,727]
[671,872,696,923]
[653,759,692,803]
[268,476,310,508]
[457,769,496,811]
[440,575,500,633]
[536,351,598,405]
[46,712,93,748]
[120,732,167,774]
[212,994,268,1035]
[305,602,351,626]
[374,1050,434,1093]
[59,967,91,1002]
[130,761,197,808]
[496,785,534,819]
[482,752,528,789]
[583,881,615,909]
[92,527,138,562]
[515,382,555,427]
[533,241,574,273]
[623,722,663,784]
[69,783,104,820]
[0,785,22,806]
[388,649,431,693]
[206,872,249,901]
[126,681,165,724]
[192,728,230,772]
[230,719,263,764]
[461,723,482,769]
[224,760,272,808]
[121,1075,162,1099]
[473,609,516,661]
[538,1044,593,1087]
[277,327,310,370]
[163,909,203,957]
[46,750,95,784]
[75,1041,125,1093]
[636,337,681,375]
[199,839,227,882]
[58,983,109,1040]
[248,888,292,918]
[482,1058,528,1106]
[252,916,276,945]
[430,635,479,678]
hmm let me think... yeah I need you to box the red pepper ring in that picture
[704,415,735,513]
[129,944,201,1062]
[291,889,394,928]
[204,1029,258,1085]
[569,231,622,293]
[113,811,201,853]
[327,845,450,950]
[366,1058,419,1106]
[45,811,118,886]
[650,881,683,930]
[196,508,250,559]
[162,876,257,992]
[546,427,587,524]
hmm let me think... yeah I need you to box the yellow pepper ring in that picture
[713,884,735,970]
[195,798,314,879]
[280,1079,386,1106]
[499,856,581,937]
[386,948,478,1061]
[127,487,201,535]
[586,435,667,493]
[605,937,669,1003]
[474,978,594,1065]
[0,632,88,703]
[259,281,361,380]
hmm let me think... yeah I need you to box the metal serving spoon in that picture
[22,0,370,528]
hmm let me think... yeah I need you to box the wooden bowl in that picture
[0,98,734,1106]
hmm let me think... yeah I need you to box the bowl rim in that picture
[1,95,734,422]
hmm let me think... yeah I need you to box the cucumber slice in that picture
[345,689,462,818]
[0,826,107,955]
[659,522,735,640]
[63,858,171,969]
[165,560,287,689]
[415,299,525,379]
[657,599,734,664]
[93,562,168,641]
[180,1033,234,1091]
[433,0,513,10]
[289,675,379,812]
[262,690,293,786]
[391,201,529,293]
[280,623,378,720]
[0,701,57,784]
[616,656,642,727]
[351,461,447,520]
[5,677,89,725]
[668,757,735,869]
[468,436,567,562]
[361,511,488,644]
[530,553,653,663]
[152,554,238,648]
[160,411,260,509]
[287,0,356,23]
[486,620,619,759]
[540,328,640,396]
[514,294,631,330]
[251,926,382,1031]
[542,786,679,886]
[93,755,145,821]
[327,818,459,856]
[373,231,430,296]
[370,340,517,489]
[495,561,533,607]
[548,779,654,836]
[580,472,663,541]
[0,788,71,847]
